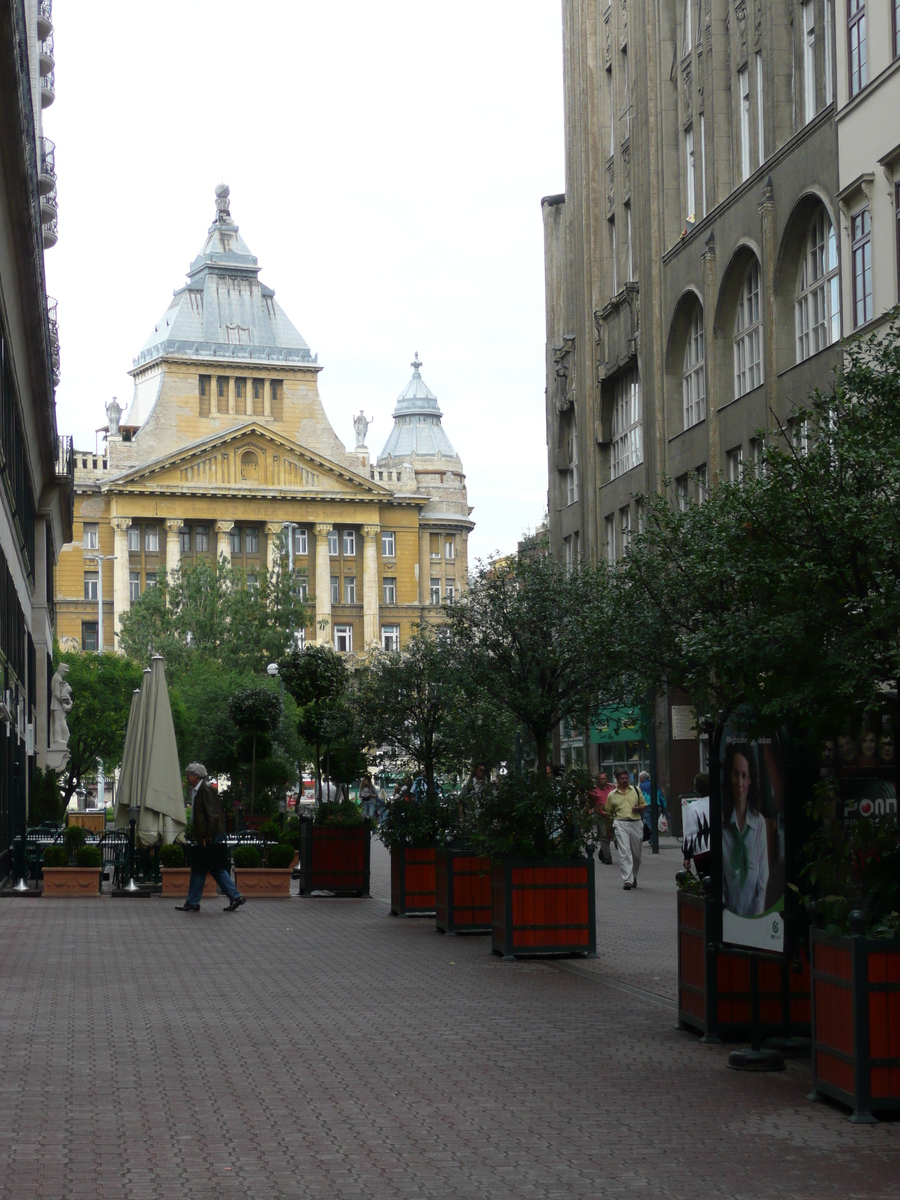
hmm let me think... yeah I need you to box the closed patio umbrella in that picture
[114,681,145,827]
[133,655,186,847]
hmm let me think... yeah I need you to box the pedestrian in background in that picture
[358,774,377,820]
[639,770,668,841]
[605,768,647,890]
[683,772,711,878]
[177,763,245,913]
[589,771,614,865]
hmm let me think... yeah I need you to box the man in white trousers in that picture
[605,768,648,890]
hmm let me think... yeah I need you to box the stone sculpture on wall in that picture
[50,663,73,749]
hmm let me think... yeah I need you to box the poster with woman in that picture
[719,725,787,952]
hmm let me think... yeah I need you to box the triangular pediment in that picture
[103,423,391,497]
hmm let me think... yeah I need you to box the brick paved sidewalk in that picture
[0,840,897,1200]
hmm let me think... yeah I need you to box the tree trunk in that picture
[535,730,550,776]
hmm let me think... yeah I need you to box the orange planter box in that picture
[160,869,218,898]
[41,868,102,897]
[491,857,595,958]
[435,849,491,934]
[390,846,436,915]
[233,868,292,897]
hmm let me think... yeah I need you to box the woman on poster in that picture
[722,742,769,917]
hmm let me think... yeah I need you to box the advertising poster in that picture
[819,711,897,826]
[719,722,787,953]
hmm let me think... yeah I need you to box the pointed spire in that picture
[411,351,422,374]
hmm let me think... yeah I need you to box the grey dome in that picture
[378,354,459,462]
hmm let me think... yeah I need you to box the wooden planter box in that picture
[233,867,292,897]
[390,846,436,916]
[677,890,811,1039]
[160,868,218,898]
[297,822,370,896]
[435,849,491,934]
[41,868,102,897]
[491,857,596,959]
[810,928,900,1122]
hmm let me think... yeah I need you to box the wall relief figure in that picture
[553,336,576,413]
[50,663,73,749]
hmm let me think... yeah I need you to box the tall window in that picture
[230,527,241,555]
[796,207,840,360]
[129,571,141,603]
[383,577,397,604]
[293,575,308,601]
[444,539,455,559]
[344,577,356,604]
[619,506,632,554]
[738,66,751,182]
[445,580,456,604]
[824,0,834,102]
[626,204,634,280]
[734,260,763,397]
[609,217,618,295]
[83,571,98,601]
[342,530,355,556]
[610,369,642,478]
[83,523,99,550]
[82,622,98,652]
[327,529,339,556]
[330,576,339,604]
[235,378,246,415]
[334,625,353,653]
[430,578,441,605]
[294,528,308,555]
[217,376,228,414]
[195,526,209,552]
[756,53,765,161]
[848,0,867,97]
[803,2,817,123]
[683,306,706,428]
[179,528,191,553]
[727,446,743,483]
[127,525,140,552]
[676,476,689,512]
[566,418,579,505]
[382,531,396,558]
[244,527,259,554]
[894,0,900,58]
[252,379,264,416]
[685,126,695,219]
[381,626,400,653]
[851,207,873,327]
[605,514,616,565]
[144,526,159,553]
[199,375,210,417]
[699,114,707,216]
[696,464,708,502]
[683,0,692,54]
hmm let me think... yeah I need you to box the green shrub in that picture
[316,799,364,828]
[232,845,262,869]
[30,767,65,825]
[64,825,87,855]
[159,843,185,869]
[259,820,282,843]
[266,843,295,869]
[75,846,101,868]
[42,845,69,868]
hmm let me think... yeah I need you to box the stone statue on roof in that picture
[214,183,231,222]
[353,410,373,448]
[105,396,121,436]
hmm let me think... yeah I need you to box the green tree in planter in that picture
[278,644,349,796]
[227,686,282,813]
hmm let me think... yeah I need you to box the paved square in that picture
[0,840,897,1199]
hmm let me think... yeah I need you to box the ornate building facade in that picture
[56,188,473,656]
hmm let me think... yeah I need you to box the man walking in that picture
[589,771,614,865]
[605,768,647,890]
[176,762,245,913]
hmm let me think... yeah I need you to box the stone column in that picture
[701,232,719,479]
[314,522,333,644]
[165,520,184,585]
[758,179,778,434]
[110,518,131,644]
[265,522,283,579]
[362,524,380,650]
[215,520,234,566]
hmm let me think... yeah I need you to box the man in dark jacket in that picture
[176,762,245,913]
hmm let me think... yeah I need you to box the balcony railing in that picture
[37,0,53,39]
[47,296,60,379]
[40,187,57,223]
[39,30,54,73]
[38,137,56,190]
[42,217,58,248]
[40,69,55,107]
[55,435,73,480]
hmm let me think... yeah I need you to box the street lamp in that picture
[83,553,116,653]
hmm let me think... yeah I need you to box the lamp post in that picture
[83,553,116,652]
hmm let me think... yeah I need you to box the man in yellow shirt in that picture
[604,768,647,890]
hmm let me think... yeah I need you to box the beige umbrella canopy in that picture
[116,657,186,846]
[114,679,146,827]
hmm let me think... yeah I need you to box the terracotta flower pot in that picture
[160,868,217,898]
[41,868,102,897]
[233,867,292,897]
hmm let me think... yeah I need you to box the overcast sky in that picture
[44,1,564,563]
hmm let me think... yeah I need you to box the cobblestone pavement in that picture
[0,839,897,1200]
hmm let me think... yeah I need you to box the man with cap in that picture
[176,762,246,913]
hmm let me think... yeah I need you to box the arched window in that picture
[734,260,763,398]
[240,450,259,481]
[683,306,706,428]
[796,207,840,362]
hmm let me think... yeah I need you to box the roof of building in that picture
[131,185,314,372]
[378,354,459,461]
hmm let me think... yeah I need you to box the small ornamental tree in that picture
[227,686,283,813]
[278,644,349,796]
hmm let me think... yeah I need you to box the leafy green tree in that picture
[278,644,349,794]
[227,686,283,812]
[54,651,143,804]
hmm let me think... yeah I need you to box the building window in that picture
[129,571,141,602]
[756,53,765,162]
[244,527,259,555]
[235,377,246,415]
[851,207,873,328]
[566,418,579,505]
[381,625,400,652]
[430,578,441,605]
[791,418,810,457]
[609,216,618,295]
[270,380,282,421]
[825,0,834,101]
[605,514,616,565]
[84,571,98,601]
[445,539,455,559]
[127,525,140,552]
[445,580,456,604]
[334,625,353,653]
[344,577,356,604]
[83,523,99,550]
[685,125,695,219]
[252,379,264,416]
[246,574,258,592]
[327,529,339,556]
[564,533,579,570]
[144,526,159,553]
[610,368,643,479]
[331,576,339,604]
[796,207,840,361]
[240,450,259,481]
[217,376,228,414]
[230,527,241,555]
[195,526,209,553]
[293,574,308,601]
[626,204,634,282]
[727,446,743,483]
[382,531,395,558]
[199,375,210,417]
[848,1,867,97]
[430,533,441,559]
[696,464,708,502]
[82,622,98,653]
[734,260,763,397]
[683,306,706,429]
[676,476,689,512]
[619,507,632,554]
[342,530,355,557]
[383,577,397,604]
[683,0,692,54]
[738,66,750,182]
[895,0,900,58]
[803,2,817,123]
[294,528,308,555]
[699,113,707,217]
